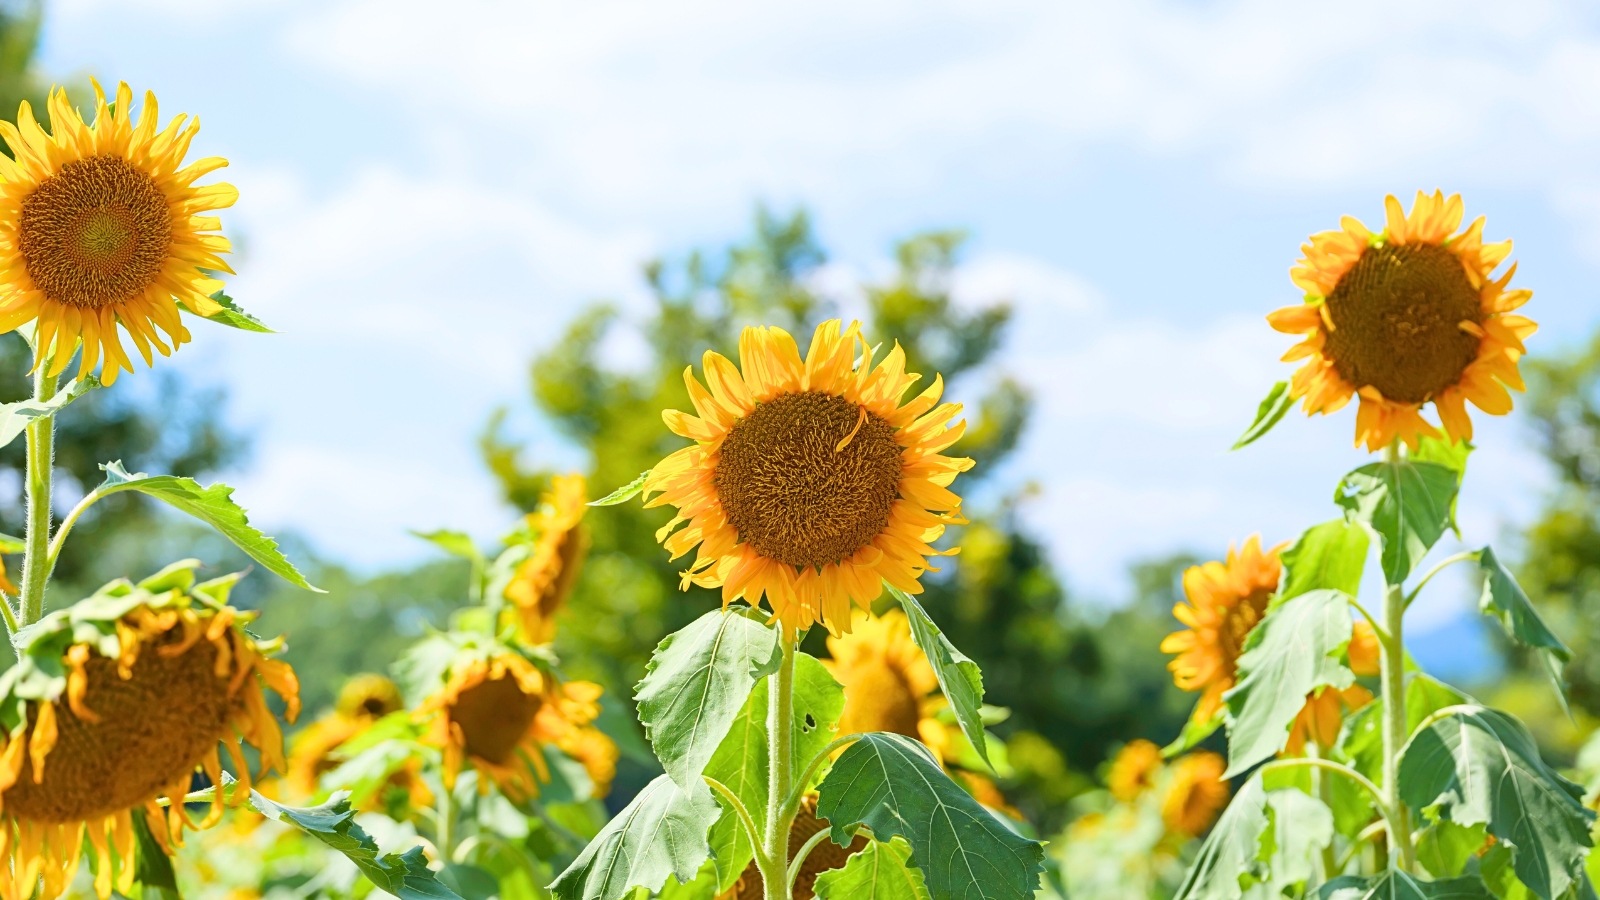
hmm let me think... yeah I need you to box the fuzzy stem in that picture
[17,365,57,628]
[761,637,797,900]
[1380,578,1416,872]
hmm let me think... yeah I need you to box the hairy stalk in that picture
[1381,580,1415,871]
[1308,743,1338,882]
[17,364,57,628]
[762,637,797,900]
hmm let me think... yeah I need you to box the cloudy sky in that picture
[33,0,1600,638]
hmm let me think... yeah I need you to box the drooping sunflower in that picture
[1269,191,1536,451]
[718,795,869,900]
[415,642,616,802]
[1107,739,1164,803]
[645,319,972,635]
[0,564,298,900]
[1160,752,1229,838]
[286,674,431,811]
[503,473,588,644]
[1160,536,1283,725]
[0,81,238,386]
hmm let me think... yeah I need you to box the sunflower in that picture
[504,474,588,644]
[1282,621,1380,756]
[1108,739,1164,803]
[286,675,430,811]
[823,607,940,739]
[1269,191,1536,451]
[645,319,972,635]
[0,568,298,900]
[416,647,616,802]
[718,795,869,900]
[1160,536,1283,725]
[1160,752,1229,838]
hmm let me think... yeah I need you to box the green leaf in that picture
[180,291,275,332]
[0,374,97,452]
[888,583,990,767]
[92,461,320,592]
[1319,871,1494,900]
[814,837,932,900]
[656,860,720,900]
[439,865,500,900]
[1163,706,1223,758]
[1478,546,1572,717]
[411,530,483,567]
[1335,456,1460,585]
[1260,788,1334,895]
[0,533,22,555]
[1221,589,1355,777]
[249,790,463,900]
[634,607,782,790]
[814,732,1043,900]
[1173,778,1269,900]
[1417,820,1490,880]
[131,806,180,899]
[548,774,721,900]
[1232,381,1294,450]
[590,471,649,507]
[1398,706,1596,900]
[1280,519,1370,602]
[1340,674,1471,788]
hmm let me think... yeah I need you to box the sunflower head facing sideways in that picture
[1160,536,1283,725]
[1160,751,1230,838]
[286,674,408,800]
[1107,739,1164,803]
[823,607,940,739]
[503,473,588,644]
[0,80,238,386]
[645,319,973,635]
[1269,191,1536,451]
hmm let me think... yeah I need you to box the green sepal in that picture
[1232,381,1294,450]
[888,583,990,768]
[589,471,650,507]
[180,291,275,333]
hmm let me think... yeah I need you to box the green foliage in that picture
[1280,519,1370,602]
[1172,777,1269,900]
[0,373,95,451]
[1340,674,1471,788]
[1416,821,1489,880]
[1336,456,1461,585]
[890,583,990,766]
[813,837,932,900]
[548,774,721,900]
[250,790,463,900]
[1319,871,1495,900]
[815,732,1044,900]
[1232,381,1293,450]
[182,291,275,333]
[1260,788,1335,896]
[589,471,649,507]
[1477,546,1572,715]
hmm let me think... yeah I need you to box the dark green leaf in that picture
[0,374,97,452]
[1398,706,1595,899]
[439,865,499,900]
[249,790,463,900]
[1478,546,1572,716]
[1319,871,1494,900]
[1173,778,1269,900]
[1335,457,1460,585]
[548,774,721,900]
[1280,519,1370,602]
[634,607,782,790]
[1340,673,1471,788]
[1417,821,1490,880]
[813,837,932,900]
[589,471,650,507]
[1232,381,1294,450]
[181,291,275,332]
[815,732,1043,900]
[132,807,180,899]
[93,462,320,591]
[1221,589,1355,777]
[888,583,990,767]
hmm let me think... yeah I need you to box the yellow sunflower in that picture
[717,794,868,900]
[645,319,972,635]
[286,675,431,811]
[1107,739,1164,803]
[416,650,616,802]
[1160,536,1283,724]
[1160,751,1229,838]
[0,81,235,385]
[823,607,940,739]
[1282,621,1380,756]
[504,474,588,644]
[0,581,298,900]
[1269,191,1536,451]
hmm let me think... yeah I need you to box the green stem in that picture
[1380,579,1416,873]
[788,827,835,893]
[705,776,769,873]
[437,777,454,863]
[785,735,860,819]
[1308,743,1339,882]
[761,637,797,900]
[1403,550,1480,609]
[17,364,57,628]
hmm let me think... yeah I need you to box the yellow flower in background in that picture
[1107,739,1164,803]
[1160,536,1283,724]
[1269,191,1536,451]
[824,607,940,738]
[286,675,431,811]
[0,81,237,385]
[645,319,972,634]
[504,474,588,644]
[1160,751,1229,838]
[1282,620,1381,756]
[718,795,868,900]
[0,599,298,900]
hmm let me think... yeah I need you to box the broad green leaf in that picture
[1398,706,1595,900]
[704,654,844,892]
[1319,871,1494,900]
[1163,706,1223,757]
[0,374,97,452]
[411,529,484,567]
[1280,519,1370,602]
[1232,381,1293,450]
[548,774,721,900]
[590,471,649,507]
[815,733,1042,900]
[439,865,499,900]
[1221,589,1355,777]
[1340,674,1471,787]
[1260,788,1334,895]
[814,837,931,900]
[1173,778,1269,900]
[1478,546,1571,717]
[250,790,463,900]
[888,583,990,767]
[181,291,275,332]
[634,607,782,790]
[93,461,320,591]
[656,860,719,900]
[1417,820,1490,880]
[132,807,179,900]
[1335,456,1460,585]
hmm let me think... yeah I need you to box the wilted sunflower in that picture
[286,674,431,811]
[1161,536,1283,726]
[1107,739,1164,803]
[0,565,298,900]
[0,81,237,386]
[718,795,868,900]
[646,319,972,634]
[416,646,615,802]
[1283,621,1380,755]
[1270,191,1536,451]
[1160,752,1229,838]
[504,474,588,644]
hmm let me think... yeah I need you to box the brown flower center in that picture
[1322,242,1483,404]
[725,799,869,900]
[5,638,231,823]
[715,391,902,570]
[19,156,173,309]
[838,660,921,739]
[452,674,541,765]
[1218,589,1272,678]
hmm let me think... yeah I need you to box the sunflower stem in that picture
[18,364,57,629]
[761,635,797,900]
[436,777,455,864]
[1380,578,1416,873]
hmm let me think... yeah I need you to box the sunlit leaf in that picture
[888,583,989,767]
[1319,871,1494,900]
[1232,381,1293,450]
[814,732,1043,900]
[1260,788,1333,895]
[548,774,721,900]
[411,529,483,567]
[250,790,464,900]
[1478,546,1571,716]
[589,471,650,507]
[1163,706,1223,758]
[1417,821,1490,880]
[1279,519,1370,602]
[180,290,275,332]
[813,837,931,900]
[1335,456,1460,585]
[0,374,97,452]
[0,533,21,555]
[1173,777,1269,900]
[1340,673,1470,788]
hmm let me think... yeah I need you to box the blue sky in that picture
[33,0,1600,640]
